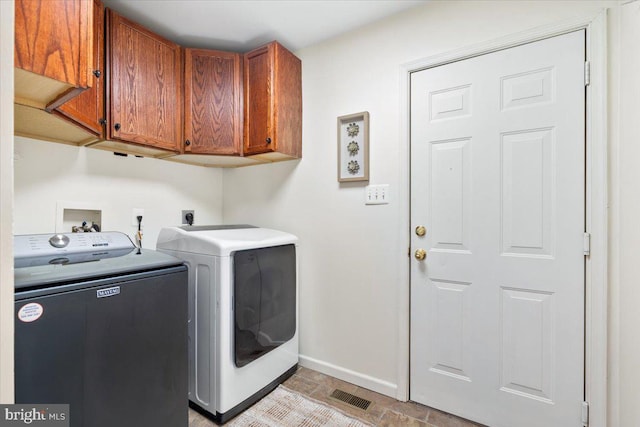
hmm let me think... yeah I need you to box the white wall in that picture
[0,0,14,404]
[610,2,640,426]
[14,137,224,247]
[223,0,618,401]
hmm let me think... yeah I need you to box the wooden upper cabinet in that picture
[244,42,302,158]
[55,0,105,137]
[14,1,302,167]
[106,9,182,152]
[184,49,242,155]
[15,0,94,110]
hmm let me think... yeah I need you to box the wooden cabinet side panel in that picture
[185,49,242,155]
[274,43,302,158]
[107,9,181,151]
[243,45,273,155]
[56,0,105,136]
[15,0,91,89]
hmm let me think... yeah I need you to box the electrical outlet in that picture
[131,208,144,226]
[182,210,195,225]
[365,184,390,205]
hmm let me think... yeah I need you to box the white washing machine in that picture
[156,225,298,423]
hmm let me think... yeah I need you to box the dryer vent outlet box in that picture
[181,210,194,225]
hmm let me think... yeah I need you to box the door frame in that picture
[397,10,608,427]
[0,0,15,403]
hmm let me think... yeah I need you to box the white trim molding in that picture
[583,11,609,427]
[399,9,608,425]
[299,354,398,398]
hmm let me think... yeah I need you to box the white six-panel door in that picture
[410,31,585,427]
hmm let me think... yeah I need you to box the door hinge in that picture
[583,232,591,256]
[584,61,591,86]
[582,401,589,425]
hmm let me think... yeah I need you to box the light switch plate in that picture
[365,184,390,205]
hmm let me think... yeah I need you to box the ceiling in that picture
[101,0,428,53]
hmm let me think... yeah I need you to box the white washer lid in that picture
[156,225,298,256]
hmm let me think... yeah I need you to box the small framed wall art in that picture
[337,111,369,182]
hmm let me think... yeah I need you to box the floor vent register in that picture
[329,389,372,411]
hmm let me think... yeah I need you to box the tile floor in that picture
[189,366,485,427]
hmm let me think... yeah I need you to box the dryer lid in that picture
[156,225,298,256]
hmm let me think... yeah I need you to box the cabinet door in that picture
[55,0,105,137]
[272,42,302,158]
[15,0,93,108]
[107,9,182,151]
[184,49,242,155]
[244,42,302,159]
[243,45,274,155]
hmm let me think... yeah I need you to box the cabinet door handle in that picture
[99,118,106,126]
[114,123,121,131]
[93,70,101,78]
[185,140,191,146]
[266,137,272,144]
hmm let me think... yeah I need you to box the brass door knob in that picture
[414,248,427,261]
[415,226,426,237]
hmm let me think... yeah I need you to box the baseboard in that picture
[299,354,398,398]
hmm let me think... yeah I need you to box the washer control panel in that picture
[15,232,135,259]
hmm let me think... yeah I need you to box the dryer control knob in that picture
[49,234,70,248]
